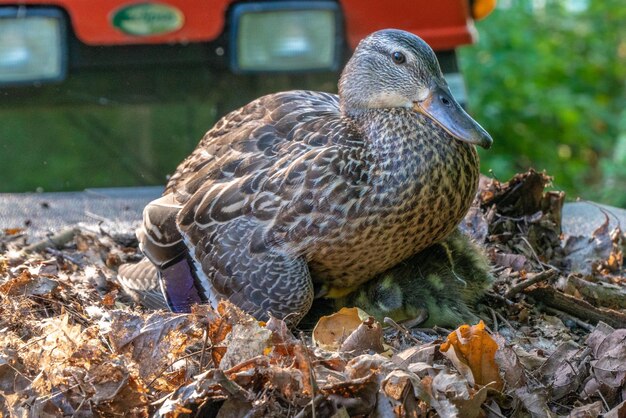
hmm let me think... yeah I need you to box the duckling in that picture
[336,230,493,328]
[119,29,492,325]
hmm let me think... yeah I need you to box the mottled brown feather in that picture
[131,30,487,324]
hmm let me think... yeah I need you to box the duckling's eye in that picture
[391,51,406,64]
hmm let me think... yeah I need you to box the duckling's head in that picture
[339,29,492,149]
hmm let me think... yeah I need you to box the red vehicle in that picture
[0,0,494,101]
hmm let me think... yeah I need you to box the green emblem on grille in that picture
[112,3,184,36]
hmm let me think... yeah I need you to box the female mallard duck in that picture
[119,29,492,325]
[334,230,493,328]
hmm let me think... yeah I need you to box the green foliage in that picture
[460,0,626,206]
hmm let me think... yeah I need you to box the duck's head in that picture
[339,29,493,149]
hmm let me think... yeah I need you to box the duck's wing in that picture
[166,90,344,200]
[174,90,355,249]
[132,91,356,318]
[139,90,342,268]
[165,91,364,319]
[137,193,187,268]
[117,259,168,310]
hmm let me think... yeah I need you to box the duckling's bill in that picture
[412,86,493,149]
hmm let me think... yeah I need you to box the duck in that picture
[333,229,493,328]
[117,29,493,325]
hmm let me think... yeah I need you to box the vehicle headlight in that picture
[0,8,67,86]
[230,1,341,73]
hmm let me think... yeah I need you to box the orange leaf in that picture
[101,290,118,307]
[440,320,504,391]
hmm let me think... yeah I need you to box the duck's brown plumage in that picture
[127,29,492,324]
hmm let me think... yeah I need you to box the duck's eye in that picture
[391,51,406,64]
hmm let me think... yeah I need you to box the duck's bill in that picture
[412,87,493,149]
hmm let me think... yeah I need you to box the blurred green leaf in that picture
[460,0,626,206]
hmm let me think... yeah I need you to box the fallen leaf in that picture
[0,348,30,394]
[514,386,553,418]
[563,214,617,275]
[566,400,603,418]
[101,310,204,380]
[102,289,118,307]
[219,321,272,370]
[591,329,626,387]
[312,307,371,351]
[0,269,58,297]
[440,321,504,391]
[381,369,429,417]
[339,316,385,355]
[585,322,615,357]
[392,344,437,368]
[450,383,491,418]
[537,340,584,400]
[493,335,527,389]
[494,252,528,271]
[460,206,489,244]
[604,399,626,418]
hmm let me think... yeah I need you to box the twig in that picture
[299,331,318,418]
[518,235,546,272]
[150,391,174,407]
[45,247,83,266]
[35,382,83,403]
[383,317,423,344]
[485,291,516,306]
[483,402,508,418]
[595,389,610,413]
[20,227,79,254]
[494,310,517,334]
[68,369,89,418]
[146,349,205,389]
[71,397,87,418]
[526,286,626,328]
[1,358,33,383]
[490,265,509,275]
[488,169,500,182]
[199,328,210,372]
[490,308,498,330]
[505,269,558,299]
[544,307,594,332]
[28,295,92,325]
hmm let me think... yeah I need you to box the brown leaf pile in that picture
[1,169,625,417]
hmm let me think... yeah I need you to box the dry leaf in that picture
[460,206,489,243]
[591,329,626,387]
[440,321,504,391]
[392,344,437,368]
[0,269,58,296]
[604,399,626,418]
[493,334,527,389]
[102,310,204,380]
[567,400,603,418]
[381,369,429,417]
[339,317,385,355]
[220,321,272,370]
[102,289,118,307]
[537,340,584,400]
[514,386,553,418]
[494,252,528,271]
[312,307,371,351]
[563,214,618,275]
